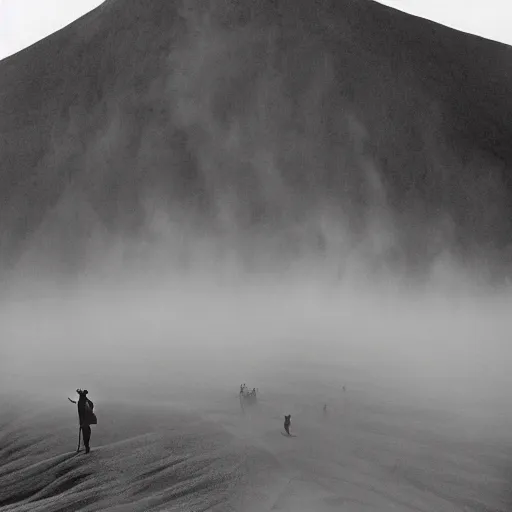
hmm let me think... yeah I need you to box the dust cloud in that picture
[2,273,512,434]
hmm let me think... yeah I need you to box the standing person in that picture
[68,389,96,453]
[284,415,291,435]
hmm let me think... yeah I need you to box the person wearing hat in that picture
[68,389,96,453]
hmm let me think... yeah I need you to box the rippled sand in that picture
[1,377,509,512]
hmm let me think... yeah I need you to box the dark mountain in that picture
[1,0,512,281]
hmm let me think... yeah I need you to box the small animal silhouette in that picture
[284,414,291,435]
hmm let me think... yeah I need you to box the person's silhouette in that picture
[69,389,95,453]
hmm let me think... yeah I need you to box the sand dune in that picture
[1,379,509,512]
[0,400,245,511]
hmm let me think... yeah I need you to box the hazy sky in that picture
[0,0,510,61]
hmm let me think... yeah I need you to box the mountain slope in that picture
[1,0,512,279]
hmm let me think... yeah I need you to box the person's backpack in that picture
[84,400,98,425]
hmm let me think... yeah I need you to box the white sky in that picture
[0,0,104,60]
[0,0,511,61]
[377,0,512,46]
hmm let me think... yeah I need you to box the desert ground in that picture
[1,357,510,512]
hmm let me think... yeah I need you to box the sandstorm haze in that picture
[1,0,512,425]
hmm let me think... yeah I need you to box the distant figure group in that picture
[239,384,258,408]
[68,389,96,454]
[239,383,257,397]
